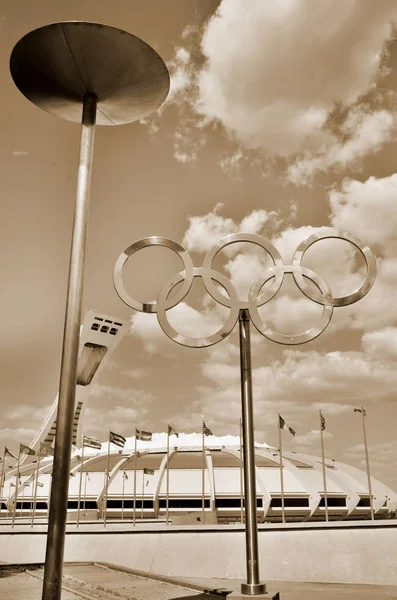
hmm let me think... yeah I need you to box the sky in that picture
[1,0,397,490]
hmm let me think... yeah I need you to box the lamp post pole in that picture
[239,309,266,596]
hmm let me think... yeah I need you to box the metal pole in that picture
[76,442,84,527]
[121,473,125,521]
[0,449,6,519]
[278,420,285,524]
[31,452,41,527]
[166,431,170,525]
[141,472,144,521]
[83,472,88,517]
[239,309,266,596]
[319,414,329,522]
[361,408,374,520]
[240,418,244,524]
[103,439,111,527]
[133,433,137,526]
[42,92,97,600]
[202,424,205,525]
[11,447,21,528]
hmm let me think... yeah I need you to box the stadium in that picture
[2,433,397,524]
[2,310,397,524]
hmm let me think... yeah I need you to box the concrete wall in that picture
[1,521,396,585]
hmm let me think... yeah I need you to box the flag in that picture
[354,408,367,417]
[83,436,102,450]
[203,421,213,436]
[136,429,152,442]
[37,481,44,488]
[70,472,76,477]
[20,443,35,456]
[143,468,154,476]
[320,411,326,431]
[5,447,17,460]
[39,443,54,457]
[168,425,179,437]
[278,414,296,436]
[109,431,126,448]
[122,471,128,480]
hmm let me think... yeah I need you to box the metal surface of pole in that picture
[42,93,97,600]
[0,449,5,519]
[361,408,374,520]
[319,418,329,522]
[31,452,42,527]
[133,434,137,526]
[141,473,144,521]
[83,472,88,517]
[11,448,21,528]
[76,443,84,527]
[278,422,285,524]
[121,473,125,520]
[239,309,266,596]
[166,432,170,525]
[202,426,205,524]
[103,439,111,527]
[240,418,244,524]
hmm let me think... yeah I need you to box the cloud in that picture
[121,367,151,379]
[288,108,395,185]
[294,429,333,447]
[182,205,278,253]
[12,150,28,156]
[168,0,396,180]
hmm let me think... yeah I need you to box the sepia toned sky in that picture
[2,0,397,490]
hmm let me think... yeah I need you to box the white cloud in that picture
[12,150,28,157]
[329,174,397,256]
[182,205,278,253]
[169,0,396,179]
[288,109,395,185]
[294,429,333,447]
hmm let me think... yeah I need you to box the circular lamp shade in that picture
[10,21,170,125]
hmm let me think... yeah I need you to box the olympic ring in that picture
[292,229,377,307]
[202,233,284,309]
[113,230,377,347]
[249,265,333,345]
[113,236,194,314]
[157,268,239,348]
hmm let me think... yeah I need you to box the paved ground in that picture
[181,576,397,599]
[0,563,397,599]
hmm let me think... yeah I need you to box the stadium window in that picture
[319,497,346,507]
[270,497,310,507]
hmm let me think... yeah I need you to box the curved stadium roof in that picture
[3,434,397,523]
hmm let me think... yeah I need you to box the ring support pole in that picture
[239,309,266,596]
[42,92,97,600]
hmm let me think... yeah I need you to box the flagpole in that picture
[240,418,244,524]
[76,441,84,528]
[361,407,374,520]
[31,451,42,527]
[11,446,21,528]
[103,436,111,527]
[319,411,328,522]
[202,422,205,525]
[166,428,170,526]
[0,448,5,519]
[141,472,144,521]
[83,472,88,518]
[121,473,125,521]
[278,417,285,524]
[133,430,137,526]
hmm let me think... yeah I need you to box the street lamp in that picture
[10,22,169,600]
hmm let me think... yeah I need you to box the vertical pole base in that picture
[240,582,267,595]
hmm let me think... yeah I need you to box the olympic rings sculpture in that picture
[113,230,377,348]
